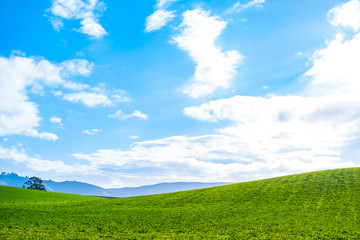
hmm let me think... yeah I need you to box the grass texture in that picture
[1,168,360,239]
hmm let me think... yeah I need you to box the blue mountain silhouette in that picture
[0,172,230,197]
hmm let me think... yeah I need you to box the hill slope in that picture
[1,168,360,239]
[0,185,99,204]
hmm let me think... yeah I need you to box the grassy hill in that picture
[0,185,98,204]
[1,168,360,239]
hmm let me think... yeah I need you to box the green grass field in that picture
[1,168,360,239]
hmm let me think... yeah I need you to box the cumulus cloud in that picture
[108,110,148,120]
[0,53,101,140]
[328,0,360,32]
[0,55,63,141]
[70,0,360,185]
[178,0,360,181]
[173,9,243,98]
[49,0,107,38]
[305,33,360,98]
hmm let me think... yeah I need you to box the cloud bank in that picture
[65,0,360,186]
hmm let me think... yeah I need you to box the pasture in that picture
[1,168,360,239]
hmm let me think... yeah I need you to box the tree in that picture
[23,177,46,191]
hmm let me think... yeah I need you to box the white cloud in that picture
[225,0,265,14]
[328,0,360,32]
[73,132,356,186]
[111,94,131,103]
[173,9,243,98]
[145,9,176,32]
[177,0,360,181]
[156,0,178,8]
[129,135,140,140]
[110,89,131,103]
[57,85,130,108]
[305,33,360,98]
[131,111,148,120]
[49,17,64,31]
[82,128,101,135]
[60,59,94,77]
[49,0,107,38]
[62,92,113,107]
[144,0,178,32]
[29,130,59,141]
[50,117,64,129]
[79,17,107,38]
[184,95,360,165]
[71,1,360,186]
[0,55,66,141]
[0,146,91,173]
[50,117,62,124]
[0,53,106,140]
[108,110,148,120]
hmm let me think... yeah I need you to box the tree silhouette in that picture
[23,177,46,191]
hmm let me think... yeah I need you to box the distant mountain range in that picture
[0,172,231,197]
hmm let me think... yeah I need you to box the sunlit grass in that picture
[1,168,360,239]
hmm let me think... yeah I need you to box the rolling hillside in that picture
[1,168,360,239]
[0,185,99,204]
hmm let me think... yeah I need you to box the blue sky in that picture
[1,0,360,188]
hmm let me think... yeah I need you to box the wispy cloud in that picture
[62,92,113,107]
[108,110,148,120]
[225,0,265,15]
[60,59,94,77]
[156,0,178,8]
[58,87,130,108]
[82,129,101,135]
[173,9,243,98]
[145,0,178,32]
[48,0,107,38]
[145,9,176,32]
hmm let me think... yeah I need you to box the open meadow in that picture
[1,168,360,239]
